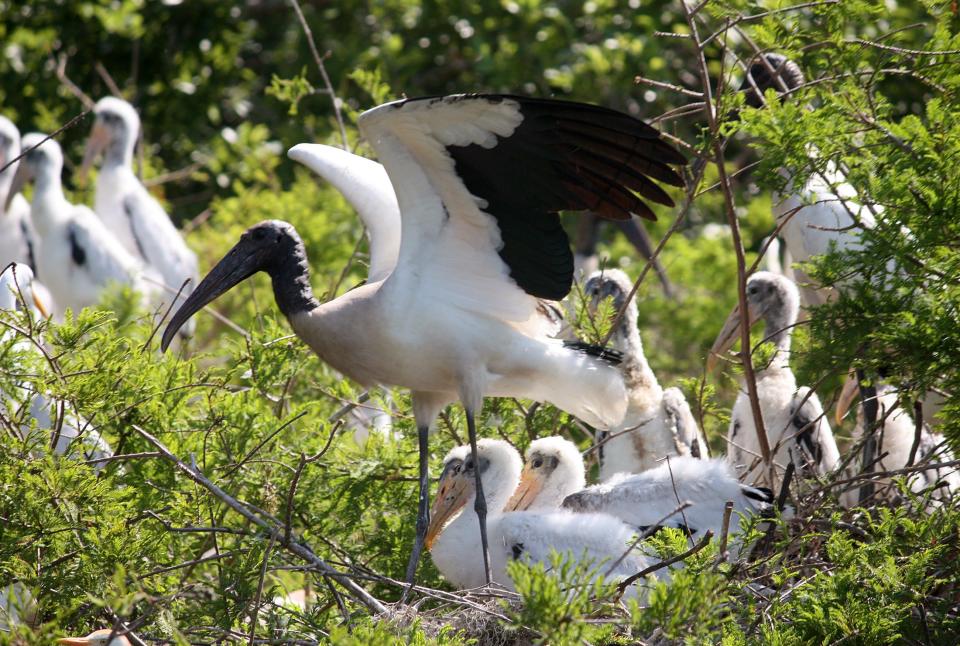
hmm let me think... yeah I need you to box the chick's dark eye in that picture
[532,458,543,468]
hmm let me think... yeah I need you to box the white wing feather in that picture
[288,144,401,283]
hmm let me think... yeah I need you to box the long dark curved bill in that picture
[160,237,267,351]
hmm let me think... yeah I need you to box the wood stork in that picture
[708,271,840,487]
[1,263,113,469]
[57,629,131,646]
[0,117,37,271]
[6,134,150,319]
[836,377,959,505]
[742,53,897,307]
[160,93,686,582]
[506,436,775,558]
[583,268,708,479]
[80,96,198,335]
[426,438,652,593]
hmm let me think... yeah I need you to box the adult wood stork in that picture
[0,263,113,469]
[0,117,37,271]
[584,268,708,479]
[742,53,896,307]
[80,96,199,335]
[7,134,149,318]
[57,629,131,646]
[506,436,775,558]
[836,377,959,505]
[708,271,840,487]
[426,438,651,593]
[160,93,686,582]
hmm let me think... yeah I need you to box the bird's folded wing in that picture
[67,209,140,285]
[122,189,198,289]
[358,94,685,325]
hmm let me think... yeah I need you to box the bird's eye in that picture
[464,458,474,470]
[532,458,543,468]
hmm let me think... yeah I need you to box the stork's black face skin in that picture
[160,220,314,351]
[585,276,627,313]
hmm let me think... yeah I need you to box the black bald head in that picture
[741,53,805,108]
[161,220,317,351]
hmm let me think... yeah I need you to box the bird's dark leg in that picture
[857,368,879,505]
[466,407,493,584]
[403,423,431,587]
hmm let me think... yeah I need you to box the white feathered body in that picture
[848,385,959,503]
[29,191,144,316]
[0,194,35,269]
[565,457,773,557]
[430,507,651,594]
[727,367,839,487]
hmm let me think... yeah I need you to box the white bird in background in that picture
[6,134,148,318]
[583,268,708,479]
[161,94,686,582]
[0,263,113,469]
[80,96,198,336]
[56,629,132,646]
[507,436,775,558]
[426,438,652,594]
[0,117,38,271]
[709,271,840,488]
[835,376,959,505]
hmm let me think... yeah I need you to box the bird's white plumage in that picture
[287,144,401,283]
[0,264,114,470]
[846,384,959,505]
[0,117,37,271]
[583,269,708,479]
[719,272,840,487]
[429,439,651,593]
[564,457,773,557]
[15,134,147,317]
[86,97,198,325]
[519,436,585,510]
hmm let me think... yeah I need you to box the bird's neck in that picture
[30,169,69,229]
[612,326,661,401]
[103,131,135,169]
[760,312,794,372]
[267,249,320,318]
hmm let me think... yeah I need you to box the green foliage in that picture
[2,0,960,643]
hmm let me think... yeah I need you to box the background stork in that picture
[708,271,840,488]
[0,117,37,272]
[584,268,708,479]
[426,439,651,594]
[161,93,686,584]
[7,134,149,319]
[80,96,199,336]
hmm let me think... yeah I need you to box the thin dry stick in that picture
[0,110,92,175]
[617,530,714,594]
[55,54,95,108]
[604,501,692,576]
[716,501,735,564]
[131,424,387,614]
[248,532,277,646]
[288,0,349,150]
[684,4,772,479]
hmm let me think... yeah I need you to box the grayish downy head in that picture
[744,271,800,339]
[5,133,64,210]
[81,97,140,176]
[741,53,805,109]
[583,268,640,352]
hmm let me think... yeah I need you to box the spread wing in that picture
[288,144,401,283]
[359,94,684,327]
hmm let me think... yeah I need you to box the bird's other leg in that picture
[403,422,431,587]
[465,406,493,584]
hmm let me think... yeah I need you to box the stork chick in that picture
[7,135,148,318]
[709,271,840,487]
[584,268,708,479]
[427,439,652,594]
[0,117,37,272]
